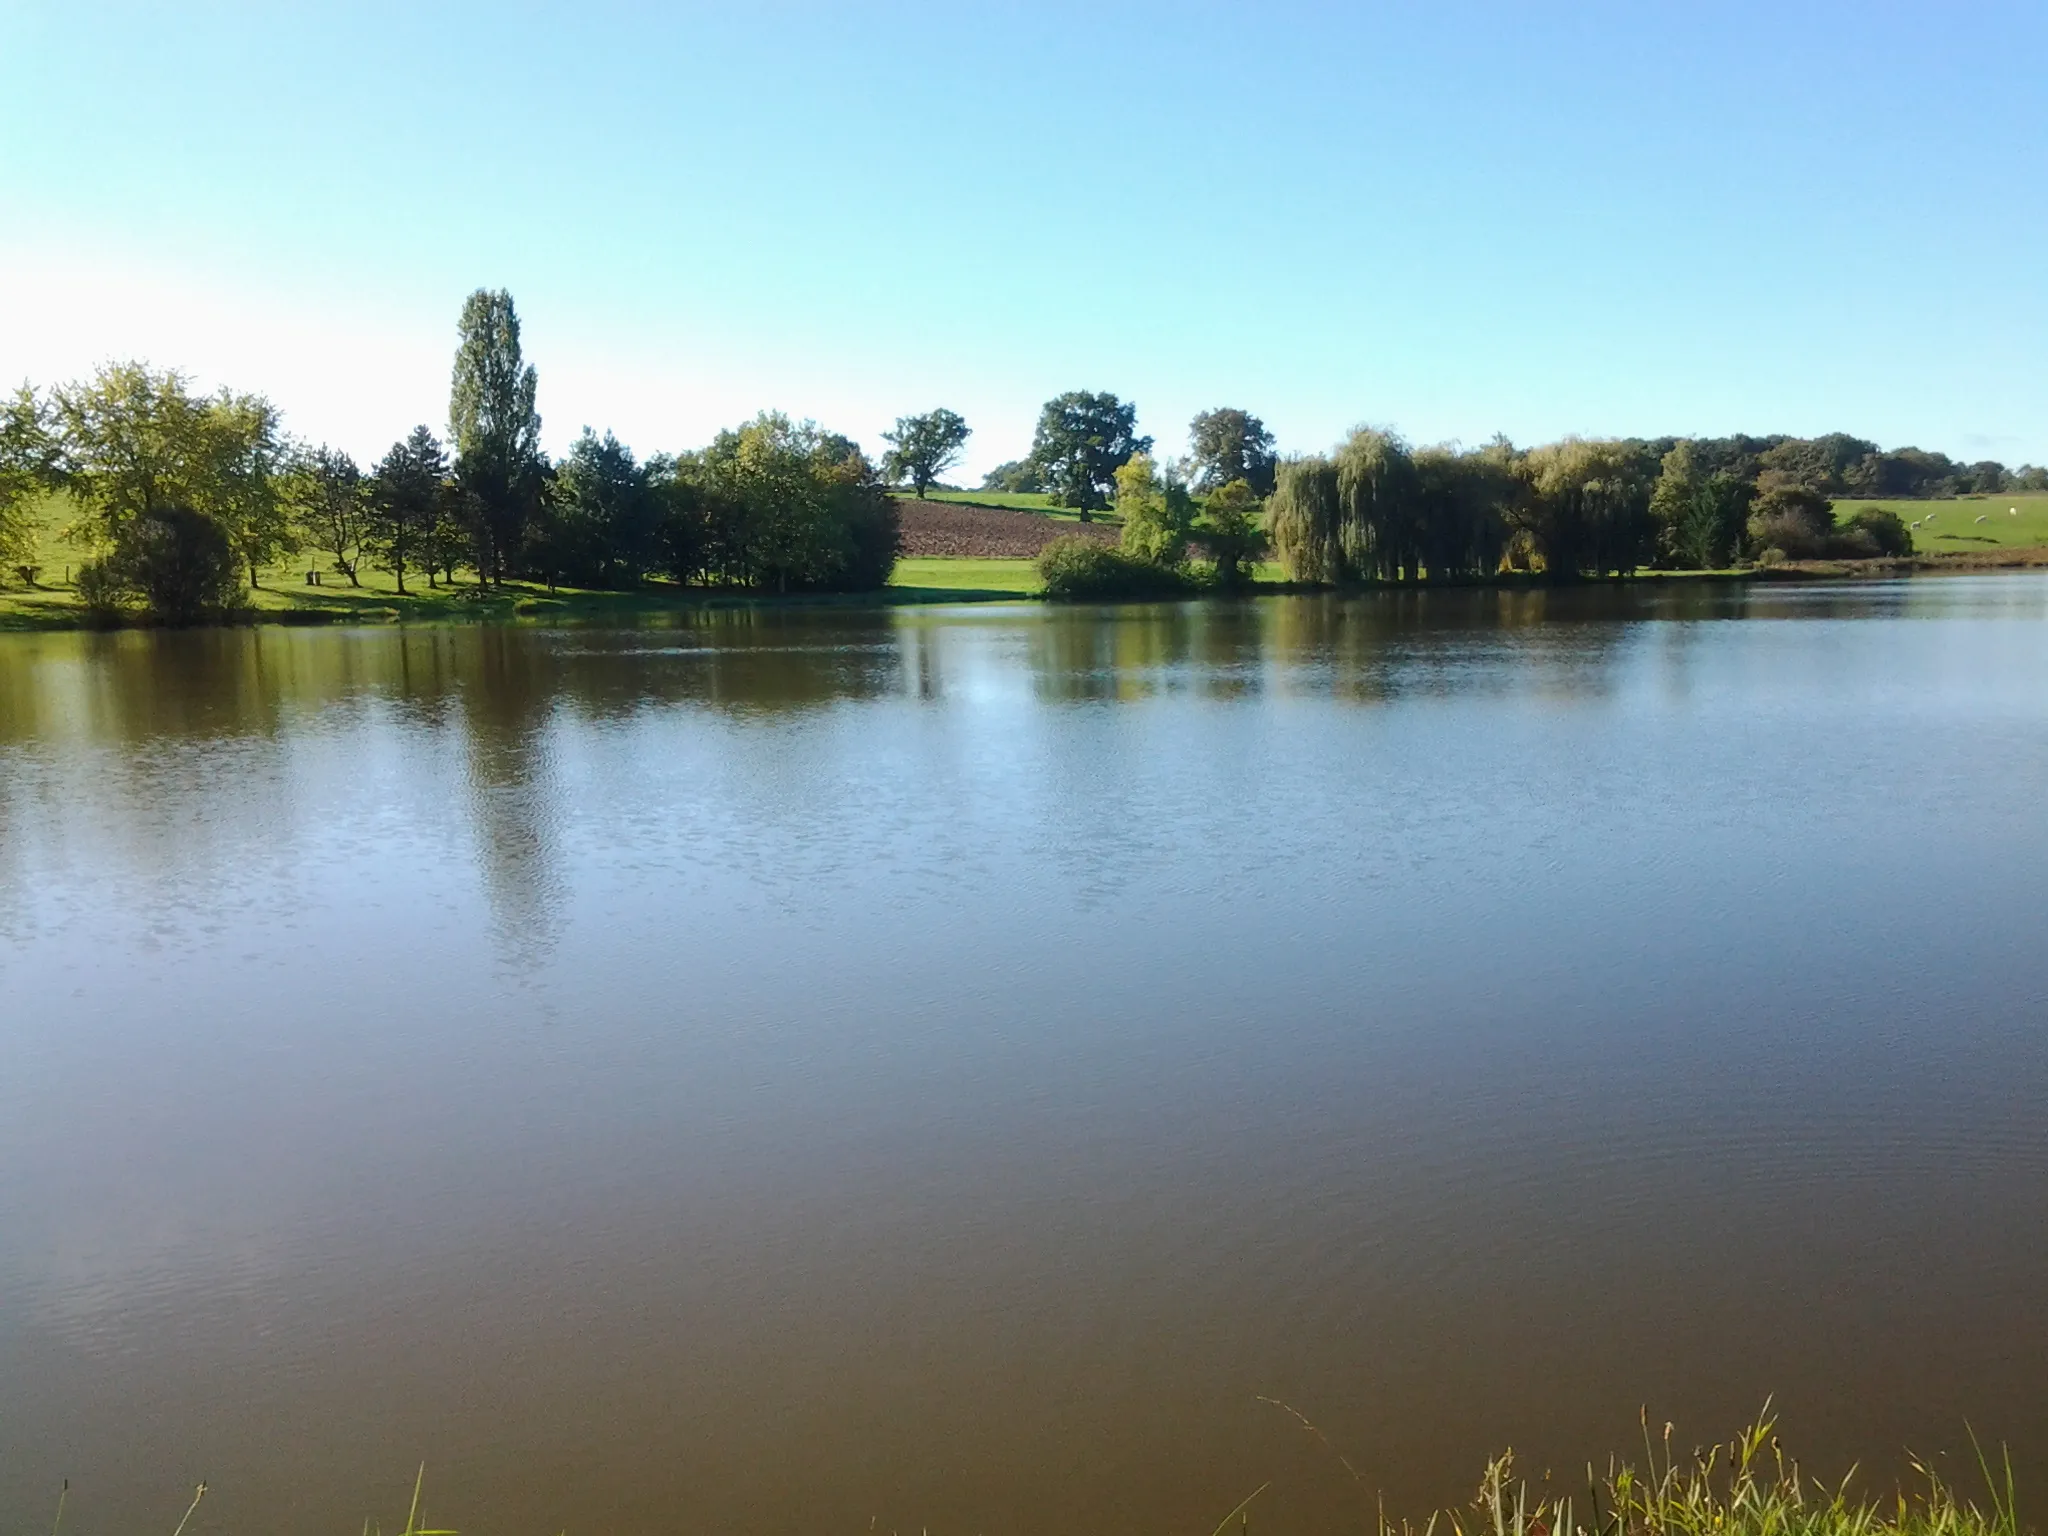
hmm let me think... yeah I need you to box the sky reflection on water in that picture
[2,579,2047,1536]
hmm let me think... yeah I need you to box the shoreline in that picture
[3,549,2043,633]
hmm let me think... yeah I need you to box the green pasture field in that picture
[1837,492,2048,550]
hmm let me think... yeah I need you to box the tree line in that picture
[5,286,2041,617]
[0,290,901,619]
[1259,430,1979,583]
[997,404,2044,588]
[978,396,2045,587]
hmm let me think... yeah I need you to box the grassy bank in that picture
[1380,1413,2023,1536]
[0,573,1040,631]
[10,553,2043,629]
[59,1413,2025,1536]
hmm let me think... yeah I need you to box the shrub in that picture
[1746,485,1836,560]
[1035,534,1195,600]
[1747,508,1828,560]
[79,504,242,622]
[1749,500,1915,563]
[1843,505,1914,556]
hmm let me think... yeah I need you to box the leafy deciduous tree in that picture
[532,428,661,588]
[1187,407,1277,495]
[205,390,294,587]
[1029,391,1151,518]
[882,409,971,499]
[687,413,899,592]
[1195,478,1268,589]
[980,459,1045,494]
[0,384,59,581]
[1114,453,1194,567]
[50,363,215,548]
[290,445,368,584]
[1651,441,1751,570]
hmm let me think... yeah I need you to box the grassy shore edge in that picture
[3,551,2044,632]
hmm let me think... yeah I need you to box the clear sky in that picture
[3,0,2043,480]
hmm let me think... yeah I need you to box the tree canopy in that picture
[681,413,900,592]
[449,288,544,583]
[1028,391,1151,517]
[1187,408,1278,495]
[535,428,661,588]
[290,445,368,584]
[0,385,59,578]
[881,409,971,499]
[368,426,448,595]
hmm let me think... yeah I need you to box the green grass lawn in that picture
[889,556,1041,595]
[1837,492,2048,550]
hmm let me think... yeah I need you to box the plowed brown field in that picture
[896,499,1117,558]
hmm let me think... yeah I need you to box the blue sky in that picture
[2,0,2043,479]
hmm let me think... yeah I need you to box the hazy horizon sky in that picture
[3,0,2044,481]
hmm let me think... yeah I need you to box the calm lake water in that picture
[4,579,2048,1536]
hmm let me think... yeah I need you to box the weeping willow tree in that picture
[1267,454,1342,581]
[1411,445,1511,579]
[1333,427,1419,580]
[1511,438,1657,578]
[1276,429,1660,585]
[1275,432,1507,583]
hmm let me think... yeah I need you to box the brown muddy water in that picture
[3,579,2047,1536]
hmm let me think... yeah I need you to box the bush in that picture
[1746,486,1835,560]
[1749,501,1915,563]
[79,504,242,622]
[1747,508,1828,560]
[1035,534,1195,600]
[1843,505,1914,556]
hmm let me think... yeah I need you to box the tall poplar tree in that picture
[448,289,542,584]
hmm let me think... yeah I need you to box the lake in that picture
[3,579,2047,1536]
